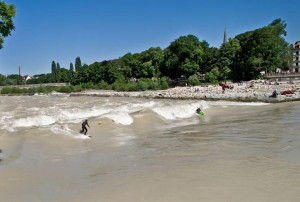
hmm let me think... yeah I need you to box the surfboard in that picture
[72,132,90,139]
[197,111,205,116]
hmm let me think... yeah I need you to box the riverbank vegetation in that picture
[0,77,170,95]
[0,85,81,95]
[1,18,291,92]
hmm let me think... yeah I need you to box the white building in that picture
[290,41,300,73]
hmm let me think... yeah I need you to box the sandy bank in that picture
[70,81,300,103]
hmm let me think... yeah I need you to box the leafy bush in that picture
[220,66,231,81]
[57,86,72,93]
[81,82,94,90]
[160,77,169,89]
[148,80,160,90]
[27,87,37,94]
[72,85,82,92]
[11,87,24,94]
[205,67,220,83]
[1,87,12,94]
[188,74,200,86]
[97,80,110,90]
[127,82,138,91]
[112,81,128,91]
[37,86,48,94]
[137,80,148,91]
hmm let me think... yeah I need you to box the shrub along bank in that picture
[0,78,170,95]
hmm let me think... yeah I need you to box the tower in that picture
[223,28,228,44]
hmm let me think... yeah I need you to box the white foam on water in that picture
[0,112,15,130]
[2,102,136,131]
[33,93,47,96]
[152,100,208,120]
[10,115,56,129]
[101,111,133,125]
[27,107,41,112]
[57,107,109,123]
[208,101,270,106]
[0,112,14,121]
[1,98,211,132]
[50,124,90,139]
[131,101,156,109]
[113,101,156,114]
[116,105,130,112]
[6,106,59,130]
[50,92,70,97]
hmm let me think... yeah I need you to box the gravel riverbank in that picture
[70,81,300,103]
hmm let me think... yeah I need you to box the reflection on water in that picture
[0,96,300,201]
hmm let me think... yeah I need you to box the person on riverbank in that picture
[269,90,278,98]
[80,119,90,135]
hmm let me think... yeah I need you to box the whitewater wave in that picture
[209,101,270,106]
[152,100,208,120]
[57,107,109,123]
[101,111,133,125]
[51,124,90,139]
[1,97,269,133]
[8,115,56,132]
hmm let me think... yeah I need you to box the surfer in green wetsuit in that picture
[80,119,90,135]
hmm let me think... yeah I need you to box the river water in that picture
[0,95,300,201]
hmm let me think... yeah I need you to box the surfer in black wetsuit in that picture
[196,108,202,114]
[80,119,90,135]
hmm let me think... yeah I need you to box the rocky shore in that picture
[70,81,300,103]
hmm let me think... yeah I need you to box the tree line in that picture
[1,18,291,91]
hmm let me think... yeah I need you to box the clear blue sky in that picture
[0,0,299,75]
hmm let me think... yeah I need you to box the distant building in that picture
[265,41,300,81]
[290,41,300,73]
[22,75,31,84]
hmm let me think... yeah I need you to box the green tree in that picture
[121,53,139,79]
[56,62,61,82]
[104,60,124,84]
[6,74,21,85]
[0,1,16,49]
[75,56,82,72]
[205,67,220,83]
[220,66,231,81]
[234,18,289,81]
[59,68,69,83]
[0,73,6,85]
[69,62,74,82]
[161,35,204,79]
[27,73,52,84]
[51,61,56,82]
[138,47,164,78]
[86,62,104,84]
[215,38,240,80]
[219,39,241,67]
[201,46,219,73]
